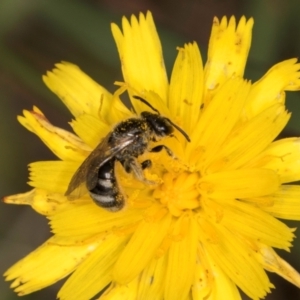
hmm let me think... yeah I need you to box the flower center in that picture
[153,171,201,217]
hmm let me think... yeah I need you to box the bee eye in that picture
[151,117,173,137]
[158,121,173,136]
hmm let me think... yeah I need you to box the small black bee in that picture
[65,96,190,211]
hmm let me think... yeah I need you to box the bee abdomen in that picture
[89,159,125,211]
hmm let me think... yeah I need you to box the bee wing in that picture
[65,133,135,199]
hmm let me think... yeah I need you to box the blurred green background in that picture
[0,0,300,299]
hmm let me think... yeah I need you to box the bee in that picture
[65,96,190,211]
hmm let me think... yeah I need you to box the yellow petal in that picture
[169,42,204,134]
[58,234,129,300]
[137,255,167,299]
[114,82,171,123]
[187,78,250,169]
[113,210,171,283]
[249,137,300,183]
[255,244,300,288]
[164,215,198,300]
[193,250,242,300]
[245,59,300,118]
[100,279,139,300]
[258,185,300,220]
[198,216,273,299]
[206,104,290,172]
[28,161,78,194]
[18,107,91,161]
[199,168,279,199]
[70,114,110,148]
[4,236,100,296]
[111,12,168,103]
[107,86,134,123]
[204,16,254,102]
[3,189,68,215]
[191,247,213,299]
[43,62,113,119]
[50,201,143,237]
[210,199,294,250]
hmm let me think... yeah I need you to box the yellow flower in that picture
[4,11,300,300]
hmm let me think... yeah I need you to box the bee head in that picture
[133,96,190,142]
[141,111,174,138]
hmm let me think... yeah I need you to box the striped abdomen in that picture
[89,158,125,211]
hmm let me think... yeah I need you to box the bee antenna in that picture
[166,118,191,142]
[132,95,160,114]
[133,95,190,142]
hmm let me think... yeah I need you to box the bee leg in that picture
[120,159,133,173]
[125,157,156,185]
[141,159,152,169]
[149,145,175,158]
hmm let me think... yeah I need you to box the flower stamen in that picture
[153,172,200,217]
